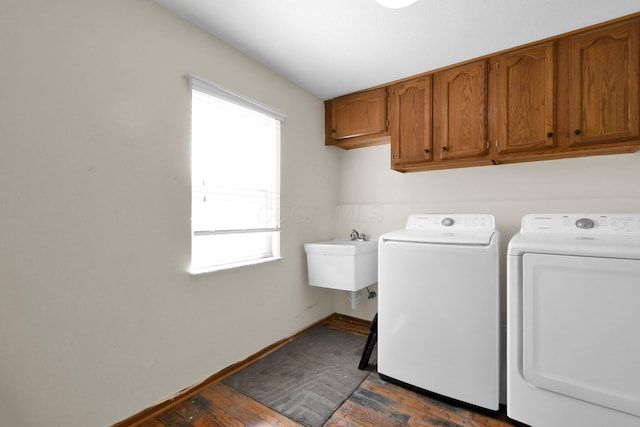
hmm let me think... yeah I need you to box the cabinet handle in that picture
[442,146,448,152]
[424,149,430,154]
[547,132,554,137]
[574,129,582,135]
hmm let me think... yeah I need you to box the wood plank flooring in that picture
[135,365,516,427]
[130,319,521,427]
[129,315,517,426]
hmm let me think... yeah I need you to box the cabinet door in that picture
[390,76,432,167]
[433,60,489,160]
[492,43,556,155]
[330,87,388,141]
[569,20,640,146]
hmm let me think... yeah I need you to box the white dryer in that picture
[507,214,640,427]
[378,214,500,410]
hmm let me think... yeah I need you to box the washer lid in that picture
[382,214,496,245]
[381,229,495,245]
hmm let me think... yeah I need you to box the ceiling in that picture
[155,0,640,100]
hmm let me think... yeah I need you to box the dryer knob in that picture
[575,218,595,229]
[442,217,454,227]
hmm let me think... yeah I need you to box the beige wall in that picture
[332,144,640,320]
[0,1,337,425]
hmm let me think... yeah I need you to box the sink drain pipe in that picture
[347,291,362,310]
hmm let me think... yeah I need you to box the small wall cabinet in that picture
[324,14,640,172]
[496,18,640,166]
[392,61,493,172]
[324,87,389,149]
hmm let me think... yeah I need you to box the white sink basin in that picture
[304,239,378,291]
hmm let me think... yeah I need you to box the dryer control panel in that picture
[521,214,640,235]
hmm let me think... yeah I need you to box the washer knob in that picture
[575,218,595,229]
[442,217,454,227]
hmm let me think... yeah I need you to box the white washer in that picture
[378,214,501,410]
[507,214,640,427]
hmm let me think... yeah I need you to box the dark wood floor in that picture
[127,315,522,427]
[130,316,516,426]
[135,364,516,427]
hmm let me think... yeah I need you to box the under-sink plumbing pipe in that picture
[347,290,362,310]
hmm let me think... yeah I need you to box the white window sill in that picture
[189,256,283,275]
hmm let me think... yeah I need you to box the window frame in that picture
[186,74,286,274]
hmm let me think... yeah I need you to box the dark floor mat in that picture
[223,325,376,427]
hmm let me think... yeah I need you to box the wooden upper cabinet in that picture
[325,87,389,148]
[433,60,491,163]
[491,42,556,156]
[323,14,640,170]
[389,76,432,168]
[568,20,640,147]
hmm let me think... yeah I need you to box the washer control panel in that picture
[521,214,640,235]
[406,214,495,231]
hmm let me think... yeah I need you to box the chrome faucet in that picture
[350,229,367,241]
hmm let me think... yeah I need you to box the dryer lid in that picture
[508,214,640,258]
[520,213,640,236]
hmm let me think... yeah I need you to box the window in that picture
[186,74,286,274]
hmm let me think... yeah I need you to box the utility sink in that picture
[304,239,378,291]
